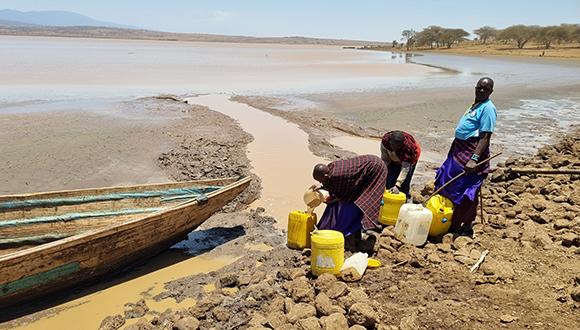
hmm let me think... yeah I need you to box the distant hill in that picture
[0,24,387,47]
[0,9,134,28]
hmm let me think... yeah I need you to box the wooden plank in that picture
[0,262,80,297]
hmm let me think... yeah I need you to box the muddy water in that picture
[5,255,234,330]
[187,94,327,226]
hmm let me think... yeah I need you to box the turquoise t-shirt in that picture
[455,99,497,140]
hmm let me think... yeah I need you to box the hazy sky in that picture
[2,0,579,41]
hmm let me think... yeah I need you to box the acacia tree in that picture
[416,25,443,48]
[535,26,569,49]
[473,26,497,44]
[498,25,539,49]
[401,29,417,50]
[440,28,469,48]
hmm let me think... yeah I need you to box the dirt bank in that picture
[99,128,579,329]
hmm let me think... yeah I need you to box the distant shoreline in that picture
[0,25,387,47]
[362,43,580,61]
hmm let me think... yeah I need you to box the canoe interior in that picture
[0,178,238,255]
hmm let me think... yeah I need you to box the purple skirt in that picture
[317,201,363,237]
[435,154,487,205]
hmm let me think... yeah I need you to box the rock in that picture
[325,281,349,299]
[442,233,454,244]
[287,303,317,324]
[488,215,507,228]
[380,227,395,238]
[438,243,452,253]
[173,317,200,330]
[421,180,435,196]
[285,297,296,314]
[315,293,346,316]
[267,296,285,313]
[349,326,366,330]
[562,233,579,247]
[452,236,472,250]
[278,324,299,330]
[124,318,154,330]
[211,306,231,322]
[554,220,571,230]
[500,314,517,323]
[246,283,276,301]
[218,273,239,288]
[296,317,322,330]
[347,303,378,328]
[427,253,443,264]
[266,312,288,329]
[505,210,517,218]
[320,313,349,330]
[533,232,553,249]
[123,299,149,319]
[99,314,125,330]
[454,255,475,265]
[399,313,419,330]
[248,313,268,327]
[571,287,580,302]
[338,289,369,310]
[541,184,560,195]
[314,273,338,293]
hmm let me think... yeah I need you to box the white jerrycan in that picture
[394,203,433,246]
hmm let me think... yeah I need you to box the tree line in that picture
[396,24,580,50]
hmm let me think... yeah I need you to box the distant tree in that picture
[498,25,539,49]
[440,28,469,48]
[535,26,569,49]
[416,26,443,48]
[401,29,417,50]
[392,40,398,48]
[473,26,498,44]
[561,24,580,43]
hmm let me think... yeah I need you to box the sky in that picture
[1,0,579,41]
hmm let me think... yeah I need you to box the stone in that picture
[347,303,378,328]
[296,317,322,330]
[338,289,369,310]
[124,318,154,330]
[211,306,231,322]
[554,219,571,230]
[314,273,338,293]
[218,273,239,288]
[454,255,475,265]
[246,283,276,301]
[438,243,452,253]
[500,314,517,323]
[442,233,454,244]
[173,317,200,330]
[399,314,419,330]
[266,312,288,329]
[427,253,443,264]
[123,299,149,319]
[248,313,268,327]
[571,287,580,302]
[349,326,366,330]
[267,296,285,313]
[562,233,579,247]
[533,232,553,249]
[320,313,349,330]
[278,324,299,330]
[286,303,317,324]
[325,281,349,299]
[505,210,517,218]
[452,236,472,250]
[541,184,560,195]
[285,297,296,314]
[315,293,346,316]
[99,314,125,330]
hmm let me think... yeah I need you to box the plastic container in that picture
[379,190,407,225]
[394,204,433,246]
[311,230,344,276]
[340,252,368,281]
[426,194,454,236]
[287,211,317,249]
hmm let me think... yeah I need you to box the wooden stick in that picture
[479,187,485,225]
[426,152,503,202]
[508,168,580,175]
[470,249,489,273]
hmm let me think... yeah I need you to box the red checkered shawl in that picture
[324,155,387,230]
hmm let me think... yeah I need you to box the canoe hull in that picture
[0,177,250,309]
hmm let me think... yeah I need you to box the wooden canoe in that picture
[0,176,250,309]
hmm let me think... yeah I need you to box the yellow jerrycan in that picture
[287,211,317,249]
[426,194,454,236]
[379,190,407,226]
[310,230,344,276]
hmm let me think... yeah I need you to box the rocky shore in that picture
[100,131,579,329]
